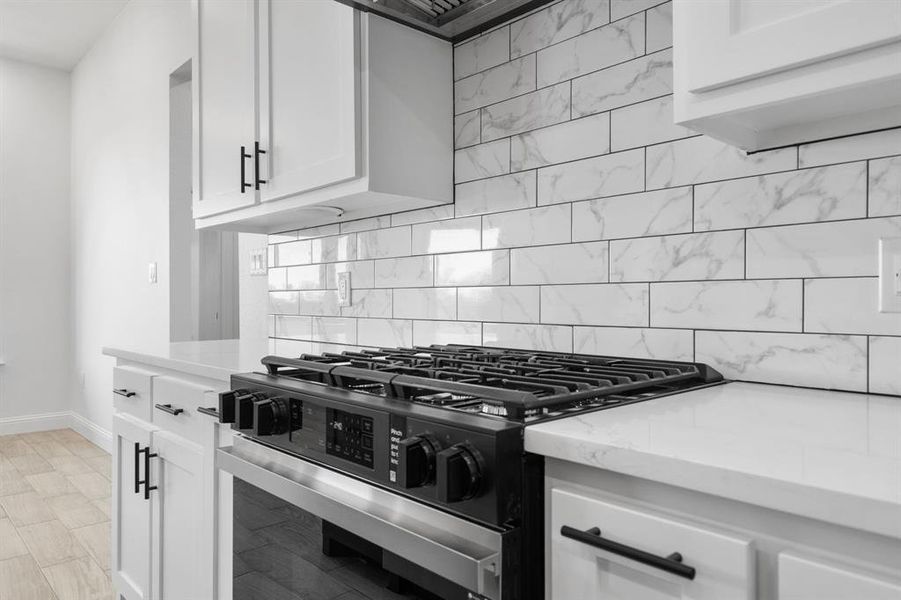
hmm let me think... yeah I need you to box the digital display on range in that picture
[326,408,374,468]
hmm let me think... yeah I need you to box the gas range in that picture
[217,345,725,600]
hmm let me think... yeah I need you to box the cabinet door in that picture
[194,0,258,218]
[550,488,754,600]
[112,413,157,600]
[257,0,360,203]
[778,552,901,600]
[680,0,901,93]
[150,430,209,600]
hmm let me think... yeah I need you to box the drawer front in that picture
[550,487,754,600]
[151,376,218,444]
[778,552,901,600]
[113,366,157,422]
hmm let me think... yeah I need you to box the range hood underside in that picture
[335,0,555,43]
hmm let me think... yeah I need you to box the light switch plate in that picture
[148,262,158,284]
[878,238,901,313]
[337,272,351,307]
[249,247,267,276]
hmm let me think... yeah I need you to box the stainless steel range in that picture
[216,345,725,600]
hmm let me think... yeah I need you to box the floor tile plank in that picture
[18,519,90,567]
[42,556,112,600]
[25,472,79,498]
[65,473,110,500]
[0,554,57,600]
[0,491,56,527]
[72,522,110,571]
[46,493,109,530]
[46,456,95,476]
[0,517,30,560]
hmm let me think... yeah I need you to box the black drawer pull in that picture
[133,442,141,494]
[240,145,252,193]
[154,403,184,416]
[254,141,267,189]
[114,389,136,398]
[197,406,220,419]
[560,525,696,580]
[137,445,158,500]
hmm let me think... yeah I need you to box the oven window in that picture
[233,478,450,600]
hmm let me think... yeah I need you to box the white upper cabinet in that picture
[192,0,452,233]
[193,0,258,218]
[674,0,901,151]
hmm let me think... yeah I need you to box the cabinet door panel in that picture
[112,413,157,600]
[778,552,901,600]
[258,0,360,202]
[550,488,754,600]
[194,0,258,217]
[151,431,208,600]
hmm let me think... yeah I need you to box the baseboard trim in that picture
[0,411,112,453]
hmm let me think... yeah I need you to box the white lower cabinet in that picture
[778,552,901,600]
[550,488,754,600]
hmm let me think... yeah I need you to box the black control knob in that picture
[235,392,266,430]
[436,443,483,503]
[217,389,248,424]
[397,434,440,488]
[253,397,290,436]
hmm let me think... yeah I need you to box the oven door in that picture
[217,436,508,600]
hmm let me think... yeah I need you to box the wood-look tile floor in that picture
[0,429,113,600]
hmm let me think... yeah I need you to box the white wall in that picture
[0,58,72,426]
[239,233,269,341]
[70,0,191,432]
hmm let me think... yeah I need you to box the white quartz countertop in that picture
[525,382,901,539]
[102,339,271,382]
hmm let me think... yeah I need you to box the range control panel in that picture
[326,408,374,469]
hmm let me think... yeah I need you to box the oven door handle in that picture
[217,439,504,599]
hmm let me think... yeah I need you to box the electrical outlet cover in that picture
[878,238,901,313]
[337,272,351,307]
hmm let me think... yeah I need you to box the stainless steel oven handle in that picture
[217,438,503,599]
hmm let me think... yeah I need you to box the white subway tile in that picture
[286,264,328,290]
[511,113,610,172]
[651,280,802,332]
[647,135,796,189]
[538,148,645,205]
[645,2,673,53]
[454,111,481,149]
[869,156,901,217]
[268,232,297,244]
[454,55,536,115]
[391,205,455,227]
[611,230,744,282]
[805,278,901,336]
[541,283,649,326]
[537,14,644,86]
[455,171,536,217]
[269,291,299,315]
[435,250,510,286]
[275,240,312,266]
[696,331,867,392]
[799,128,901,168]
[482,82,571,141]
[870,337,901,395]
[268,267,287,290]
[483,323,573,352]
[572,49,672,117]
[339,216,391,234]
[374,256,434,288]
[412,217,482,255]
[746,216,901,278]
[610,95,692,151]
[340,289,392,318]
[572,187,692,241]
[357,226,411,260]
[274,315,312,339]
[326,261,375,290]
[574,326,693,361]
[483,204,571,249]
[357,319,413,347]
[297,290,340,316]
[294,224,340,240]
[272,338,312,357]
[454,26,510,80]
[414,320,482,346]
[511,241,608,284]
[510,0,610,57]
[455,139,510,183]
[393,288,457,320]
[458,286,540,323]
[694,163,867,231]
[311,317,357,344]
[611,0,663,20]
[311,234,356,263]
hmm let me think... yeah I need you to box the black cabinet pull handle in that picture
[240,145,252,193]
[133,442,141,494]
[154,403,184,416]
[139,446,158,500]
[560,525,696,580]
[114,389,136,398]
[197,406,220,419]
[254,141,267,189]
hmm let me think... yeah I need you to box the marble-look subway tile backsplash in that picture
[267,0,901,395]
